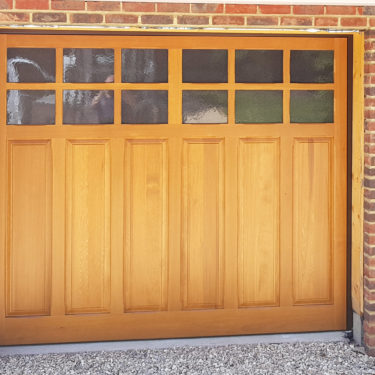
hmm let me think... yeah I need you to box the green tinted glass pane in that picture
[290,50,333,83]
[290,90,334,123]
[183,90,227,124]
[236,90,283,124]
[183,50,228,83]
[235,50,283,83]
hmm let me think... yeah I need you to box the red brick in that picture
[105,14,138,24]
[70,13,103,23]
[366,87,375,96]
[370,18,375,28]
[225,4,257,14]
[365,243,375,256]
[281,17,312,26]
[326,6,357,15]
[365,287,375,300]
[365,133,375,143]
[247,16,278,26]
[15,0,48,10]
[366,110,375,119]
[314,17,338,27]
[177,15,209,25]
[213,15,244,25]
[366,144,375,154]
[122,2,155,12]
[141,14,173,24]
[191,3,223,13]
[32,12,66,22]
[366,121,375,131]
[365,210,375,220]
[364,220,375,232]
[157,3,189,13]
[358,7,364,15]
[0,11,29,21]
[365,233,375,245]
[366,64,375,74]
[365,254,375,267]
[365,321,375,335]
[51,0,85,10]
[0,0,12,10]
[364,6,375,15]
[366,98,375,107]
[341,17,367,27]
[87,1,120,11]
[365,310,375,324]
[293,5,324,15]
[365,265,375,279]
[259,5,291,14]
[365,333,375,347]
[365,275,375,289]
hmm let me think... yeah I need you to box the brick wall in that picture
[0,0,374,354]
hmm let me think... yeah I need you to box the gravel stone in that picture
[1,341,375,374]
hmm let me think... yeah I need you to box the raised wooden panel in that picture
[293,138,333,305]
[6,140,52,316]
[124,139,168,312]
[238,138,280,307]
[181,139,224,310]
[65,140,111,314]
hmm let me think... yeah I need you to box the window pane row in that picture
[7,48,334,84]
[7,89,334,125]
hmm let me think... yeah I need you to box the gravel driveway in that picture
[1,341,375,375]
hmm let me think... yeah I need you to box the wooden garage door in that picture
[0,34,347,345]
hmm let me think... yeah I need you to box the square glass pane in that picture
[235,50,283,83]
[7,90,55,125]
[63,48,114,83]
[7,48,55,83]
[183,50,228,83]
[183,90,228,124]
[236,90,283,124]
[290,90,334,123]
[290,50,333,83]
[63,90,114,124]
[122,49,168,83]
[122,90,168,124]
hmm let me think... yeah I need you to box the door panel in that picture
[0,34,347,344]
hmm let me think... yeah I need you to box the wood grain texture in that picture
[124,139,168,312]
[293,138,333,305]
[6,140,52,316]
[65,140,111,314]
[181,139,225,310]
[238,138,280,307]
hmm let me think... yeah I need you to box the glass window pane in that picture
[183,90,228,124]
[122,90,168,124]
[183,50,228,83]
[290,50,334,83]
[63,90,114,124]
[235,50,283,83]
[7,48,55,83]
[7,90,55,125]
[122,49,168,83]
[290,90,334,123]
[63,48,114,83]
[236,90,283,124]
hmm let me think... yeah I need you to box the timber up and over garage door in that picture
[0,34,347,345]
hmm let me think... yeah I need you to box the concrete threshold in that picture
[0,331,348,356]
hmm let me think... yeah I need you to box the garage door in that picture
[0,34,347,345]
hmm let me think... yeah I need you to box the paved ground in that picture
[0,338,374,374]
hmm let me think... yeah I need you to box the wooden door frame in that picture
[0,27,364,325]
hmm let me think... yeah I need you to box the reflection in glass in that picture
[236,90,283,123]
[122,49,168,83]
[290,50,333,83]
[7,90,55,125]
[290,90,334,123]
[63,48,114,83]
[183,90,228,124]
[122,90,168,124]
[63,90,114,124]
[235,50,283,83]
[7,48,55,83]
[183,50,228,83]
